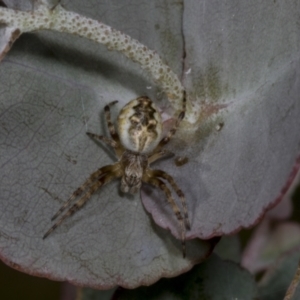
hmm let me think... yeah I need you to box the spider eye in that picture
[124,172,140,191]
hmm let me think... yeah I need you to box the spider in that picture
[43,92,190,257]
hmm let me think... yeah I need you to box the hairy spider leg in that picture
[155,90,186,151]
[87,101,124,158]
[43,172,117,239]
[50,165,113,221]
[105,100,126,158]
[86,100,119,149]
[150,169,190,230]
[148,149,174,164]
[86,132,117,149]
[143,174,186,258]
[158,109,185,147]
[104,101,119,140]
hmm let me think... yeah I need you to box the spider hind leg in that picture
[43,165,117,239]
[143,175,187,257]
[86,132,117,149]
[104,100,119,140]
[49,165,113,221]
[151,169,190,230]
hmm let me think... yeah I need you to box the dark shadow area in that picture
[0,260,61,300]
[9,32,154,98]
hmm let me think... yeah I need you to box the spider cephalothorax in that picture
[43,95,190,257]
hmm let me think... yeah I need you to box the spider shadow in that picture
[117,191,136,201]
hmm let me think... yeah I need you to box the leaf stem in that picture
[0,4,185,111]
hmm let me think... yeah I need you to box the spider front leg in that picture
[156,90,186,150]
[104,100,119,141]
[148,149,174,164]
[87,100,124,158]
[143,174,186,257]
[43,164,120,239]
[86,132,117,150]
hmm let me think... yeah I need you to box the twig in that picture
[0,3,185,111]
[284,259,300,300]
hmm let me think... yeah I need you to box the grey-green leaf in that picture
[258,249,300,300]
[1,0,300,289]
[114,254,257,300]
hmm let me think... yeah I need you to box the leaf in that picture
[0,0,216,289]
[258,248,300,300]
[141,0,300,240]
[214,235,241,263]
[77,287,116,300]
[0,0,300,289]
[241,176,300,274]
[2,0,33,10]
[113,254,257,300]
[242,220,300,274]
[3,0,58,10]
[0,24,21,62]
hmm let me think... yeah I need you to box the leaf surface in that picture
[1,0,300,289]
[141,0,300,240]
[258,249,300,300]
[0,0,215,289]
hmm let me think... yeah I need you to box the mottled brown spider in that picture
[43,92,190,257]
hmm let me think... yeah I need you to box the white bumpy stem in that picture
[0,4,185,112]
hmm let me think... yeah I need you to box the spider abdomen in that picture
[117,96,162,153]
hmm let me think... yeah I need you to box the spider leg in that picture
[150,169,190,230]
[86,132,117,149]
[148,149,174,164]
[157,90,186,149]
[50,165,113,221]
[104,100,119,141]
[88,101,124,158]
[43,172,116,239]
[143,174,186,258]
